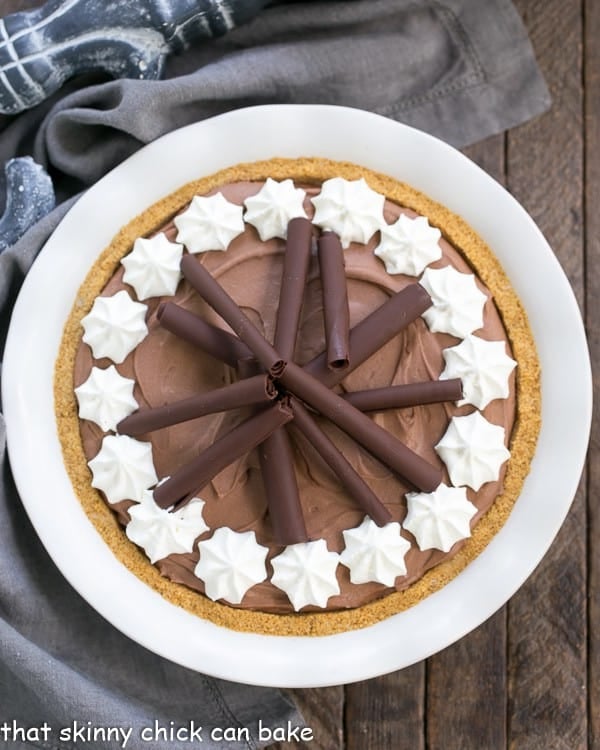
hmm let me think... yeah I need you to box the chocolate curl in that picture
[274,217,313,360]
[181,254,285,377]
[317,231,350,370]
[237,359,308,546]
[258,427,309,544]
[280,362,442,493]
[157,302,251,368]
[304,283,433,389]
[290,398,392,526]
[264,218,312,542]
[153,400,293,509]
[117,374,277,436]
[343,379,463,412]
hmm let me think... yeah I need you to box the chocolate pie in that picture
[55,158,540,635]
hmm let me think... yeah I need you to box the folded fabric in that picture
[0,1,549,748]
[0,0,549,202]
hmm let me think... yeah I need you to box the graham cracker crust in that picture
[54,157,541,636]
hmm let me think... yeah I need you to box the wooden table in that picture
[265,2,595,748]
[2,1,593,747]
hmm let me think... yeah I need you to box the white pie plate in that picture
[3,105,591,688]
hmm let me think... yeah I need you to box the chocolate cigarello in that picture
[317,232,350,370]
[117,374,277,436]
[236,359,308,545]
[157,301,251,367]
[180,254,286,377]
[343,379,463,412]
[255,219,311,544]
[273,217,313,361]
[290,398,392,526]
[304,283,433,389]
[153,401,293,509]
[280,362,442,493]
[258,427,309,545]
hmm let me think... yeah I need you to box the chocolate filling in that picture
[73,180,516,614]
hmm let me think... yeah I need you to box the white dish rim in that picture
[3,104,592,688]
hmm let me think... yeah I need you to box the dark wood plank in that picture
[427,611,507,750]
[510,0,584,291]
[584,0,600,747]
[345,664,425,750]
[267,687,344,750]
[507,1,587,749]
[506,502,587,750]
[462,133,507,185]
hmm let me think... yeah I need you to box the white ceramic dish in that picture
[3,105,591,688]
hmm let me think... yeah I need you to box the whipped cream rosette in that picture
[440,334,517,409]
[174,192,245,253]
[340,517,411,586]
[81,290,148,363]
[311,176,384,247]
[404,484,478,553]
[243,177,308,240]
[74,365,137,432]
[121,233,183,300]
[374,214,442,276]
[271,540,341,611]
[195,528,268,605]
[435,411,510,491]
[88,434,157,505]
[420,265,487,338]
[127,492,208,563]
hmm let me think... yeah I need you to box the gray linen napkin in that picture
[0,0,550,199]
[0,1,549,748]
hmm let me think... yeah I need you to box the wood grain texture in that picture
[268,688,344,750]
[508,1,587,749]
[584,0,600,747]
[462,134,507,185]
[345,664,425,750]
[511,0,585,293]
[427,611,507,750]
